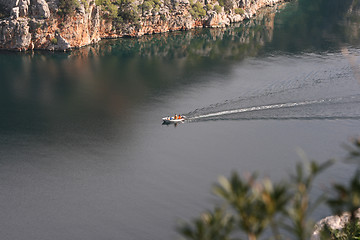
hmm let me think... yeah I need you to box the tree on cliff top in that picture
[217,0,233,12]
[96,0,119,19]
[117,0,140,23]
[58,0,80,16]
[95,0,139,23]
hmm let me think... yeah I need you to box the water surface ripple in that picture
[0,1,360,240]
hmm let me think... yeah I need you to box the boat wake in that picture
[179,52,360,123]
[184,94,360,122]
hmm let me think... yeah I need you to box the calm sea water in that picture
[1,0,360,239]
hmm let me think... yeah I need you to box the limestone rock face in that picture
[311,209,360,240]
[100,0,285,39]
[46,0,59,12]
[31,0,50,19]
[0,0,18,10]
[206,12,230,28]
[0,0,285,51]
[0,0,101,50]
[0,18,31,51]
[49,32,71,51]
[10,7,19,19]
[53,4,101,48]
[19,0,30,17]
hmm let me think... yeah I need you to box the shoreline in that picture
[0,0,288,52]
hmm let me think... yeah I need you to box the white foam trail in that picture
[189,99,325,120]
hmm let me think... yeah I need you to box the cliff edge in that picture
[0,0,286,51]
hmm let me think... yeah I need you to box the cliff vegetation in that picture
[0,0,285,51]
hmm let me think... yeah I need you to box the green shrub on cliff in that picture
[151,5,159,15]
[51,37,58,45]
[160,13,166,21]
[108,3,119,18]
[96,0,118,19]
[214,4,222,13]
[58,0,80,16]
[139,0,162,15]
[189,2,206,19]
[217,0,233,11]
[320,220,360,240]
[116,0,140,22]
[206,4,213,11]
[140,0,154,12]
[95,0,139,24]
[235,8,244,15]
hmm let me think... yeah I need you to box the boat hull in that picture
[162,117,185,124]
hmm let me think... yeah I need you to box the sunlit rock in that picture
[31,0,50,19]
[19,0,29,17]
[11,7,20,19]
[0,0,287,51]
[311,209,360,240]
[206,12,230,27]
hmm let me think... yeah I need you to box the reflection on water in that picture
[269,0,360,52]
[1,1,360,240]
[0,4,283,134]
[187,94,360,122]
[2,0,359,129]
[0,0,359,152]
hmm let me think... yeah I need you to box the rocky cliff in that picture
[0,0,286,51]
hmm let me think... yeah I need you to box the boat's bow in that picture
[162,116,186,124]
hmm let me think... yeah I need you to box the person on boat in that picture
[174,114,178,120]
[178,114,181,119]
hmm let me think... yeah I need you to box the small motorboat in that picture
[162,116,186,124]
